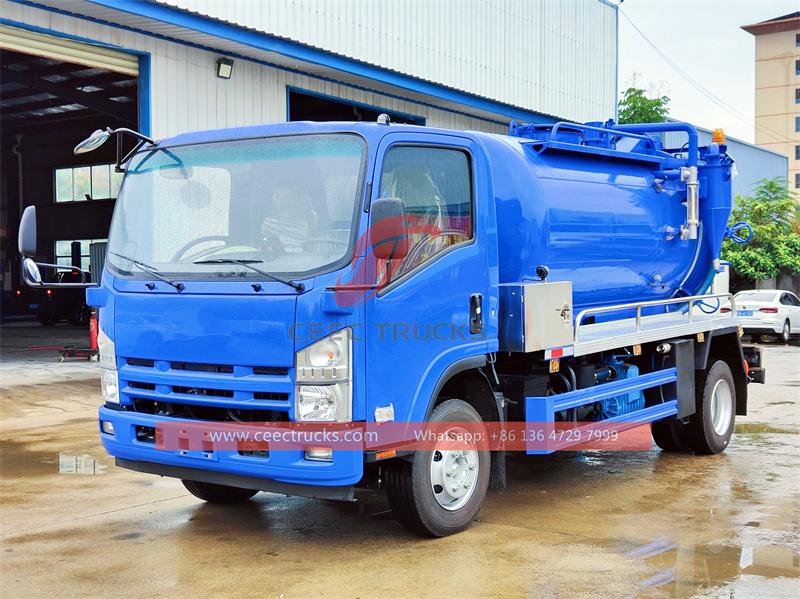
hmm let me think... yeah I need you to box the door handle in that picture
[470,293,483,335]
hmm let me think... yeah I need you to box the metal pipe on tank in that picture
[614,122,701,240]
[681,165,699,240]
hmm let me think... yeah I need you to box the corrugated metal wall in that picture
[2,0,507,138]
[663,128,788,198]
[154,0,618,123]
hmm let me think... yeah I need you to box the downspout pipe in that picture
[612,122,699,167]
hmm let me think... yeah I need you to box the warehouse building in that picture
[0,0,619,319]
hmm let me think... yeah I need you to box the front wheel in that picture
[385,399,490,537]
[182,480,258,504]
[687,360,736,454]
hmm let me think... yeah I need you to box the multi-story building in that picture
[742,12,800,191]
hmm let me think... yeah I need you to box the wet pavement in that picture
[1,324,798,598]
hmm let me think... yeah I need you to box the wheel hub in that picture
[429,429,479,511]
[710,378,733,436]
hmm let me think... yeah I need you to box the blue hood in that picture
[113,291,297,367]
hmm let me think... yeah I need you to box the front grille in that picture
[132,399,289,423]
[129,381,156,391]
[124,358,287,376]
[120,357,292,414]
[172,361,233,374]
[172,386,234,398]
[253,366,289,376]
[127,358,155,368]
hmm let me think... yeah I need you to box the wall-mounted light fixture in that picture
[216,58,234,79]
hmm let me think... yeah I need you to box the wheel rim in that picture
[710,379,733,436]
[429,426,479,511]
[783,323,790,341]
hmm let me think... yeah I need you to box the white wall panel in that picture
[155,0,618,122]
[1,0,506,138]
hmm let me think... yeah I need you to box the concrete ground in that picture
[1,323,798,598]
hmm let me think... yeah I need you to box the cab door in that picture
[363,132,496,424]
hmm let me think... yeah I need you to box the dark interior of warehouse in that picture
[0,49,138,321]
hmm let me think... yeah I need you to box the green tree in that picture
[721,178,800,283]
[617,87,670,124]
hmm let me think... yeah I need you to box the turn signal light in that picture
[759,307,778,313]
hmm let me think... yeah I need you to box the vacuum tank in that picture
[483,121,733,315]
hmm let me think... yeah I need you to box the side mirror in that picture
[370,197,409,260]
[21,257,43,285]
[18,206,95,288]
[18,205,37,257]
[74,128,110,155]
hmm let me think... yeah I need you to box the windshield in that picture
[735,291,777,302]
[107,134,366,279]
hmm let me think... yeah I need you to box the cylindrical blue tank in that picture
[479,122,733,315]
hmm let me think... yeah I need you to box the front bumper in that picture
[99,406,363,489]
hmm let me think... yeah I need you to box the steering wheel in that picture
[396,229,467,276]
[303,236,349,254]
[170,236,230,262]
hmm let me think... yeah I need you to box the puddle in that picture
[58,452,106,475]
[627,539,799,596]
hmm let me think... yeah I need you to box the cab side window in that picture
[378,146,472,281]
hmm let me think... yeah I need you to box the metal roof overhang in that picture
[16,0,558,127]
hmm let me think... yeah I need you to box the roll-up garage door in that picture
[0,24,139,76]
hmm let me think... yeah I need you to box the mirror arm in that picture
[28,262,97,288]
[111,128,154,173]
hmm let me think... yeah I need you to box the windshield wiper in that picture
[193,258,305,293]
[109,252,185,292]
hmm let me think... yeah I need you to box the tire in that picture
[181,480,258,504]
[780,321,790,344]
[385,399,490,537]
[37,311,57,326]
[687,360,736,455]
[651,419,686,452]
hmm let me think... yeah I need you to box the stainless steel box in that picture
[499,281,574,352]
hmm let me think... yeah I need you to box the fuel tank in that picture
[481,121,733,315]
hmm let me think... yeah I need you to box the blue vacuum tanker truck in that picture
[18,118,764,537]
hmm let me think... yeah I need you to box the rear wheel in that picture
[385,399,490,537]
[780,321,790,344]
[687,360,736,454]
[182,480,258,504]
[651,418,686,452]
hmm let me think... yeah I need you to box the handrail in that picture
[548,121,655,148]
[574,293,736,342]
[612,122,699,167]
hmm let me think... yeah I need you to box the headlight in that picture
[97,328,119,404]
[101,368,119,404]
[97,327,116,370]
[295,328,351,421]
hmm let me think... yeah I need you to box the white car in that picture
[723,289,800,343]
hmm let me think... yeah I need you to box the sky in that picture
[617,0,797,143]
